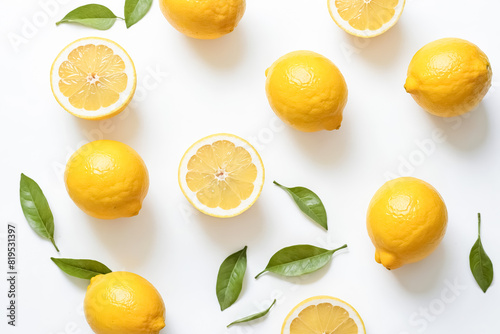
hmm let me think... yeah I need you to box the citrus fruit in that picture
[366,177,448,270]
[50,37,136,120]
[282,296,366,334]
[328,0,405,38]
[65,140,149,220]
[405,38,492,117]
[159,0,246,39]
[265,51,348,132]
[178,133,264,218]
[84,271,165,334]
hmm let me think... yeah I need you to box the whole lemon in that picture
[84,272,165,334]
[265,51,348,132]
[366,177,448,270]
[159,0,246,39]
[405,38,492,117]
[65,140,149,220]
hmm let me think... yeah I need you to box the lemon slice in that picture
[50,37,136,120]
[178,134,265,218]
[282,296,366,334]
[328,0,405,38]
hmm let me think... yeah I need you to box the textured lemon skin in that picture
[84,272,165,334]
[265,51,348,132]
[366,177,448,270]
[65,140,149,220]
[405,38,492,117]
[159,0,246,39]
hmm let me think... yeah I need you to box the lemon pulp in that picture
[282,296,365,334]
[59,44,127,111]
[290,303,358,333]
[329,0,405,38]
[336,0,398,30]
[186,139,257,210]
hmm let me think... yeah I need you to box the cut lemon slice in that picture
[50,37,136,120]
[282,296,366,334]
[328,0,405,38]
[178,134,265,218]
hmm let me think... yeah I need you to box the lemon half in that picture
[50,37,136,120]
[328,0,405,38]
[282,296,366,334]
[178,134,264,218]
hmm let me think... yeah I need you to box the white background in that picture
[1,0,499,333]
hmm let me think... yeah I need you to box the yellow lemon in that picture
[50,37,136,120]
[159,0,246,39]
[405,38,492,117]
[265,51,348,132]
[328,0,405,38]
[178,133,264,218]
[282,296,365,334]
[366,177,448,270]
[65,140,149,220]
[84,272,165,334]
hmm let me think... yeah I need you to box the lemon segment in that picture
[179,134,264,218]
[328,0,405,38]
[51,37,136,120]
[282,296,366,334]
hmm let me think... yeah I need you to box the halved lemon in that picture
[282,296,366,334]
[50,37,136,120]
[328,0,405,38]
[178,134,265,218]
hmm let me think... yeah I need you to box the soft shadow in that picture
[194,201,265,246]
[183,27,247,69]
[72,105,141,143]
[86,203,157,269]
[393,245,446,293]
[428,104,489,150]
[64,275,91,290]
[357,23,404,67]
[287,121,351,165]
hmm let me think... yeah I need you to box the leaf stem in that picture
[477,212,481,237]
[255,270,266,279]
[333,244,348,253]
[273,180,285,188]
[51,238,60,252]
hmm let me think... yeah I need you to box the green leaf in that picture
[124,0,153,28]
[274,181,328,230]
[20,174,59,252]
[51,258,112,280]
[255,244,347,279]
[227,299,276,327]
[470,213,494,293]
[216,246,247,311]
[56,4,119,30]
